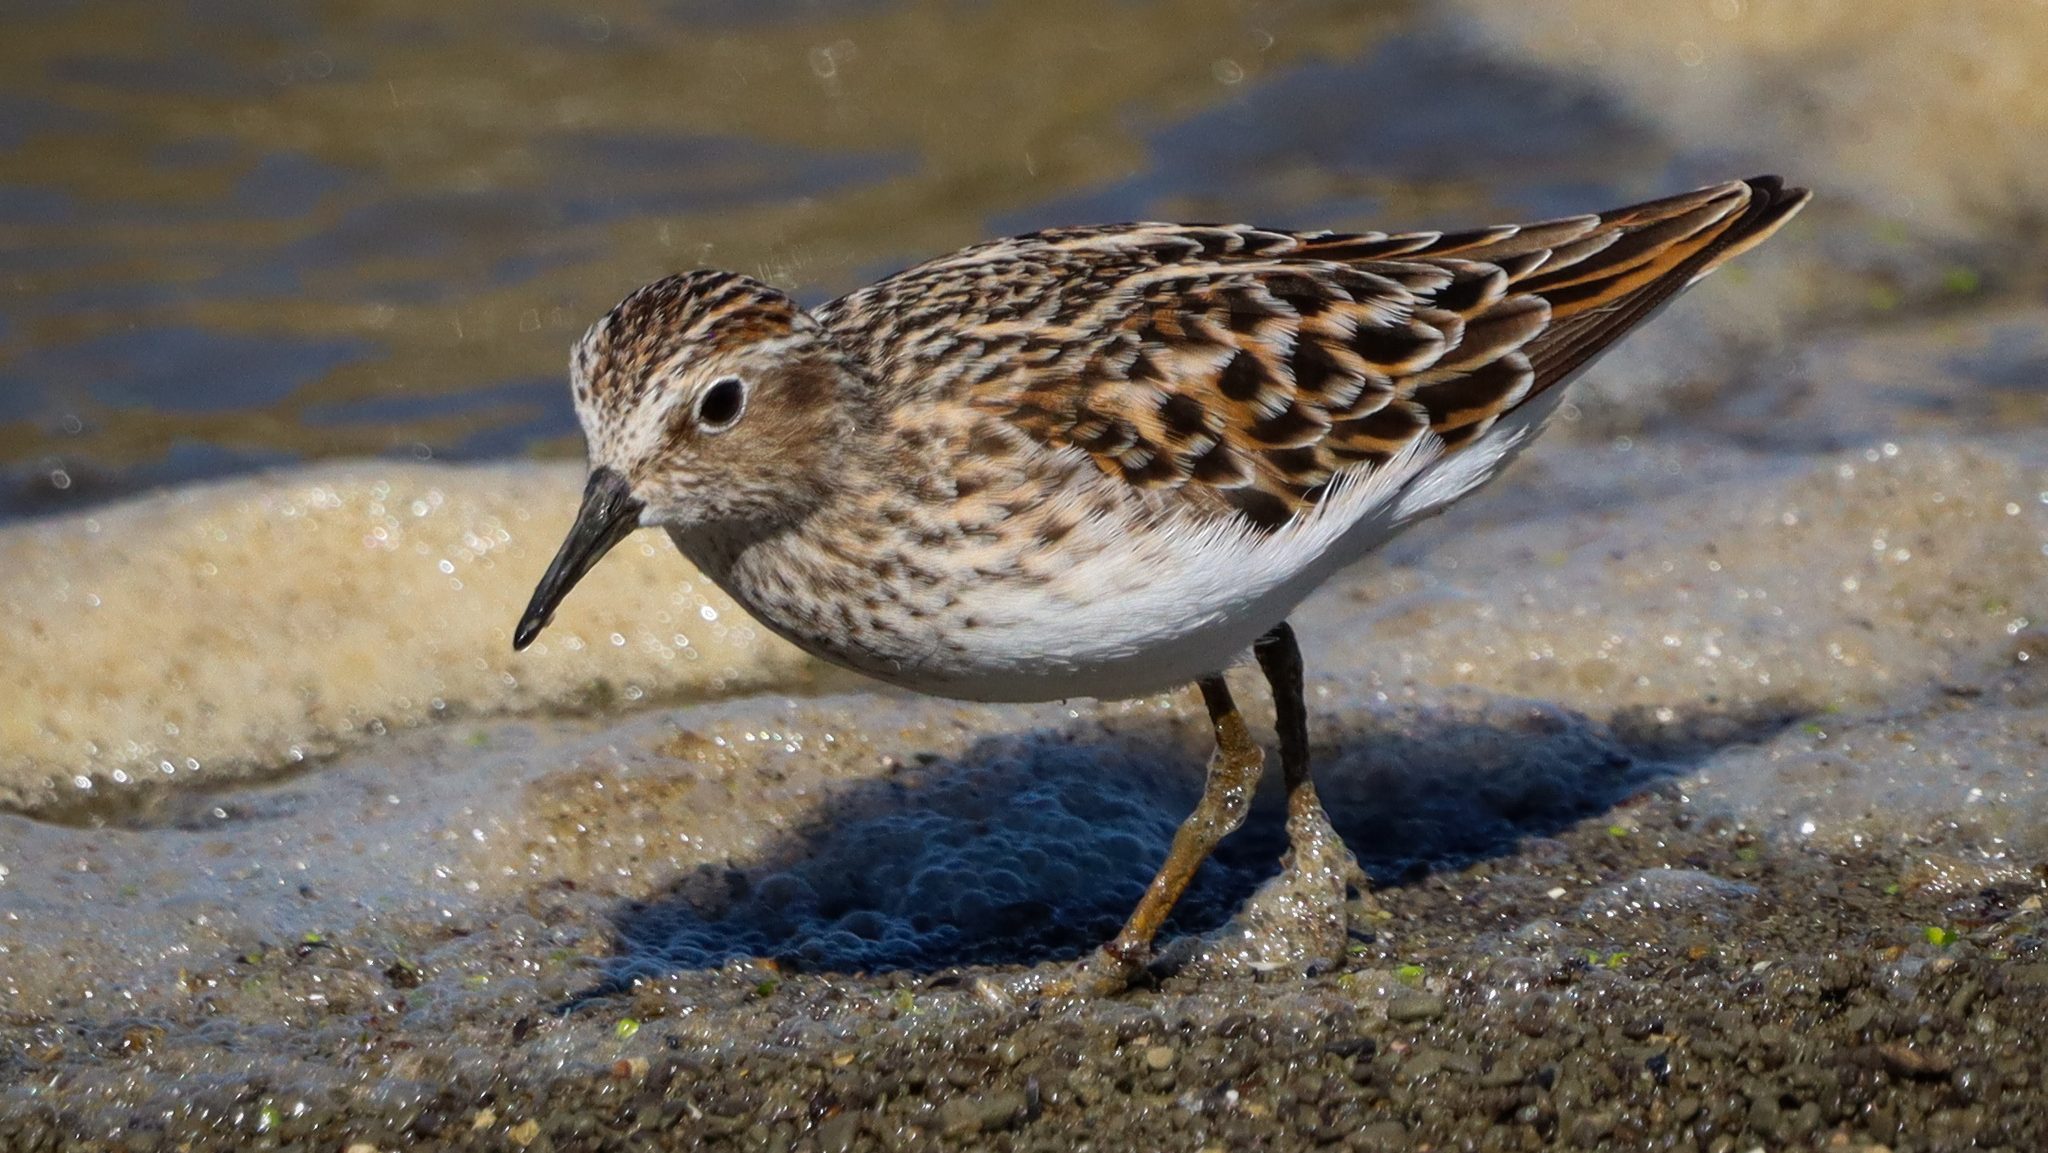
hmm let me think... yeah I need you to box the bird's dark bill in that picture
[513,468,644,651]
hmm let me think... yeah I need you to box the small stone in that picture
[2002,963,2048,990]
[471,1109,497,1131]
[1143,1045,1176,1071]
[815,1111,861,1153]
[1354,1119,1409,1150]
[1876,1042,1952,1079]
[1569,1110,1617,1145]
[1401,1048,1449,1081]
[507,1119,541,1147]
[1479,1061,1525,1088]
[344,1145,381,1153]
[1387,992,1446,1022]
[938,1091,1027,1135]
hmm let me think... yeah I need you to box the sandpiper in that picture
[516,176,1810,992]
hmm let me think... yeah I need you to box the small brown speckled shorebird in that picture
[516,176,1809,993]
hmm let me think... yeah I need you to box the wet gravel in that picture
[5,787,2043,1153]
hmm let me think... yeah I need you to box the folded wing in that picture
[824,176,1811,532]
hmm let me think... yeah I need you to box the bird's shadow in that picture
[590,691,1800,998]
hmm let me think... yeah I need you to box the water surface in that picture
[6,0,1937,519]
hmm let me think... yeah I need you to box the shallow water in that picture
[4,2,2048,1148]
[17,0,2043,517]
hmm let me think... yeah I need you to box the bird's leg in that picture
[1254,622,1373,924]
[991,641,1363,1000]
[1151,623,1372,981]
[1061,674,1264,994]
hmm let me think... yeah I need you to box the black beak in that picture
[513,467,645,651]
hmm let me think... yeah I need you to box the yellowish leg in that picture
[1069,674,1266,993]
[989,625,1362,1000]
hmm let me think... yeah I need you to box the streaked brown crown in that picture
[818,176,1809,530]
[572,269,812,420]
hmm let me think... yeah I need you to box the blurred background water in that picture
[10,0,2043,522]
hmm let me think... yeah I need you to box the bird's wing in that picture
[822,176,1810,531]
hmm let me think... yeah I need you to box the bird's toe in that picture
[1159,802,1377,982]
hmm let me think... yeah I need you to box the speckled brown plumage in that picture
[816,176,1808,530]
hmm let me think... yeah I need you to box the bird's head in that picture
[513,271,857,650]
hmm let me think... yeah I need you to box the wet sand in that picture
[10,792,2048,1152]
[6,2,2048,1150]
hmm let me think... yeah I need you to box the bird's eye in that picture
[696,376,746,431]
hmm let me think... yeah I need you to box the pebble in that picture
[1354,1119,1410,1151]
[815,1110,860,1153]
[1479,1061,1525,1088]
[938,1091,1028,1135]
[1387,992,1447,1022]
[1877,1042,1953,1078]
[1143,1044,1176,1071]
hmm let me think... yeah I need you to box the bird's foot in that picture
[968,944,1147,1004]
[1158,796,1376,981]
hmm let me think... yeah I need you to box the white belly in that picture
[901,390,1568,702]
[908,559,1316,702]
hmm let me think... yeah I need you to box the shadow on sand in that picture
[585,690,1804,1000]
